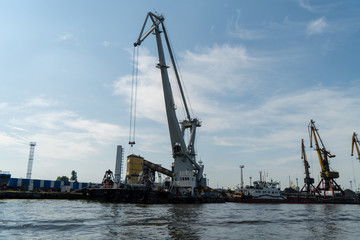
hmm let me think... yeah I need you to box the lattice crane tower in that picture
[26,142,36,179]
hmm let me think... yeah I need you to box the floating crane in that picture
[351,132,360,161]
[299,139,316,194]
[308,119,344,198]
[133,12,205,195]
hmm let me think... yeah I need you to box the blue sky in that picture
[1,0,360,190]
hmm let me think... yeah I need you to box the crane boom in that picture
[308,119,339,179]
[134,13,192,121]
[301,139,311,179]
[351,132,360,160]
[133,12,205,193]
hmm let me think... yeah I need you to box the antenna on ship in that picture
[26,142,36,179]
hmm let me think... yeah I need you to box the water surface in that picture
[1,200,359,239]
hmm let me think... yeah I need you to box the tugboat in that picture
[0,171,11,189]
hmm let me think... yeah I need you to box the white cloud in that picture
[113,44,266,128]
[22,110,125,145]
[180,44,263,94]
[226,9,264,40]
[25,97,58,108]
[113,48,167,124]
[102,41,111,47]
[64,118,125,145]
[0,133,22,146]
[306,17,327,36]
[6,125,27,132]
[298,0,341,13]
[228,26,263,40]
[114,45,360,145]
[299,0,314,12]
[2,105,127,160]
[58,32,74,41]
[21,111,77,131]
[0,102,8,109]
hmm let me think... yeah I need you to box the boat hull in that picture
[0,173,11,186]
[227,196,287,204]
[227,195,358,204]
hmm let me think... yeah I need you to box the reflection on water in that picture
[167,204,203,240]
[99,203,203,239]
[303,204,351,240]
[0,200,359,239]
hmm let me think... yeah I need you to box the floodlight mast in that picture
[134,12,205,190]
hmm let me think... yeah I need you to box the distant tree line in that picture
[56,170,77,182]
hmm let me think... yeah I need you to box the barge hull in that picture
[84,188,225,204]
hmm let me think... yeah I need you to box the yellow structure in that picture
[351,132,360,160]
[126,154,144,184]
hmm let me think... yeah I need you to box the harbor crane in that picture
[134,12,206,195]
[308,119,344,198]
[351,132,360,161]
[299,139,316,194]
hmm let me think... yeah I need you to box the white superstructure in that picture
[242,180,284,200]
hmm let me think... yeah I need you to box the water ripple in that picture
[0,200,360,239]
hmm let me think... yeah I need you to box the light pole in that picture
[296,178,299,192]
[239,165,244,190]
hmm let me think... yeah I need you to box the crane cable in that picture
[129,46,139,148]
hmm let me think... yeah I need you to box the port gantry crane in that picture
[308,120,344,198]
[351,132,360,161]
[299,139,316,194]
[133,12,205,195]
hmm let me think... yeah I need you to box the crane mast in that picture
[300,139,315,193]
[134,12,205,194]
[308,119,344,198]
[351,132,360,161]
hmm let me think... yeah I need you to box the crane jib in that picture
[308,120,339,179]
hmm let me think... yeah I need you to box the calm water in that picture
[1,200,359,239]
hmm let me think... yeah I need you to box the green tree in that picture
[56,176,69,182]
[70,170,77,181]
